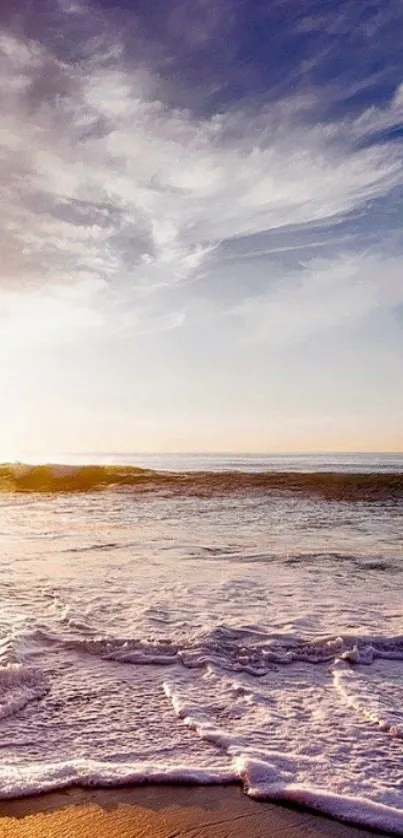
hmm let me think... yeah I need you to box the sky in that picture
[1,0,403,458]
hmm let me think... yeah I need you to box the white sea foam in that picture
[37,628,403,672]
[0,760,235,799]
[164,669,403,833]
[334,661,403,737]
[0,664,49,721]
[0,478,402,832]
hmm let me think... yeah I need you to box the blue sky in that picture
[1,0,403,456]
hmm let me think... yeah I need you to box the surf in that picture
[1,462,402,501]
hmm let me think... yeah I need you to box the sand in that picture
[0,784,390,838]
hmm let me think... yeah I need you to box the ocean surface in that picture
[0,453,403,832]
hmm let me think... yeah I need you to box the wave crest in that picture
[28,626,403,675]
[1,463,402,501]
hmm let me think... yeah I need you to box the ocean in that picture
[0,453,402,832]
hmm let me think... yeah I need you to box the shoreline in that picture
[0,784,393,838]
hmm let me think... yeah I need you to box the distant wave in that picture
[0,463,403,501]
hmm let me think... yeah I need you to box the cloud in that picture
[0,2,403,346]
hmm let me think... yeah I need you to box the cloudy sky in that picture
[1,0,403,457]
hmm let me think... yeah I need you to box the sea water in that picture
[0,454,402,832]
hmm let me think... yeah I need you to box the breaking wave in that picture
[1,463,402,501]
[18,625,403,674]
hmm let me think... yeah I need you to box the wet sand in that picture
[0,784,390,838]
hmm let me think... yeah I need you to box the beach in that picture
[0,454,402,833]
[0,785,392,838]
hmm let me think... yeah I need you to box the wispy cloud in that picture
[0,1,403,347]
